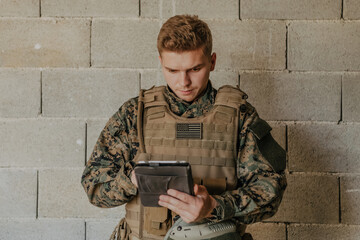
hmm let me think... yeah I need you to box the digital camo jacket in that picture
[81,82,287,224]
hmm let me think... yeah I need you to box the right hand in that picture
[130,170,138,187]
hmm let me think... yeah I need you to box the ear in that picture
[210,53,216,71]
[158,55,162,64]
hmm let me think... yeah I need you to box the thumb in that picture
[193,184,199,195]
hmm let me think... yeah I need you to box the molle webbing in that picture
[125,85,248,239]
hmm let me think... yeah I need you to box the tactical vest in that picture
[124,85,248,240]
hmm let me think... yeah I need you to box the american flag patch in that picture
[176,123,202,139]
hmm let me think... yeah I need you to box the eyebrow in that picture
[164,64,204,71]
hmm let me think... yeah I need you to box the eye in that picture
[192,67,201,72]
[168,69,177,73]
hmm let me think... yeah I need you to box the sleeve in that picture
[81,98,139,208]
[210,104,287,224]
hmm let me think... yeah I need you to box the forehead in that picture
[160,49,209,69]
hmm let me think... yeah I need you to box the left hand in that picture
[158,184,218,223]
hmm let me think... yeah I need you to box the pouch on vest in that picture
[144,207,171,236]
[248,118,286,173]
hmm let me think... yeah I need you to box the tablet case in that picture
[134,162,194,207]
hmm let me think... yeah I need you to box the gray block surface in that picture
[0,18,90,67]
[92,19,160,68]
[141,0,238,19]
[209,20,286,70]
[269,174,339,223]
[0,69,40,117]
[241,0,341,19]
[39,168,125,218]
[240,72,341,121]
[42,0,139,17]
[288,224,360,240]
[42,69,139,117]
[341,176,360,224]
[344,0,360,19]
[0,169,37,218]
[288,22,360,71]
[288,123,360,173]
[0,0,39,16]
[246,223,286,240]
[343,74,360,122]
[0,219,85,240]
[86,219,120,240]
[0,119,85,167]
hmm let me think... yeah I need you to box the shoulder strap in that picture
[215,85,248,109]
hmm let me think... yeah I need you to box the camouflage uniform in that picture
[81,81,287,226]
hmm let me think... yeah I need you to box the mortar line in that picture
[341,0,344,19]
[285,24,289,70]
[338,75,343,124]
[285,223,289,240]
[39,0,41,17]
[89,18,93,67]
[36,170,39,218]
[238,0,241,20]
[139,72,142,91]
[338,177,342,223]
[85,122,88,165]
[139,0,141,17]
[238,73,240,87]
[84,221,87,240]
[40,71,42,115]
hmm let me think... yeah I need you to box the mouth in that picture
[179,90,192,95]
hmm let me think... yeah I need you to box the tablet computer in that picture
[134,161,194,207]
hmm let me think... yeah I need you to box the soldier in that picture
[81,15,287,240]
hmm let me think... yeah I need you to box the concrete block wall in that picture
[0,1,359,239]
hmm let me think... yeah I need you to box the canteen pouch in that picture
[134,162,194,207]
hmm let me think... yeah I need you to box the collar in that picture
[164,81,217,118]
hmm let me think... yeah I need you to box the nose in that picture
[179,71,191,87]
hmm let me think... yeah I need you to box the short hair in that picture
[157,15,212,58]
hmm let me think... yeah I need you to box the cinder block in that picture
[0,219,84,240]
[343,74,360,122]
[246,223,286,240]
[209,71,239,89]
[288,22,360,71]
[0,69,40,117]
[0,18,90,68]
[141,0,238,19]
[240,72,341,121]
[42,0,138,17]
[92,19,159,68]
[288,224,360,240]
[269,173,339,223]
[87,118,109,160]
[344,0,360,19]
[42,69,139,117]
[341,176,360,224]
[241,0,341,20]
[268,122,286,150]
[86,219,119,240]
[208,20,286,70]
[39,168,125,218]
[140,69,164,90]
[0,119,85,167]
[0,0,39,17]
[288,123,360,173]
[0,169,37,218]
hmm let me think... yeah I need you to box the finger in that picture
[167,189,194,204]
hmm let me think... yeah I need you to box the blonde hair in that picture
[157,15,212,58]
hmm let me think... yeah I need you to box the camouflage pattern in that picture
[81,81,287,224]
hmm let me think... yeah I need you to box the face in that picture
[159,48,216,102]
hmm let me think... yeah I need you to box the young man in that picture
[82,15,287,240]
